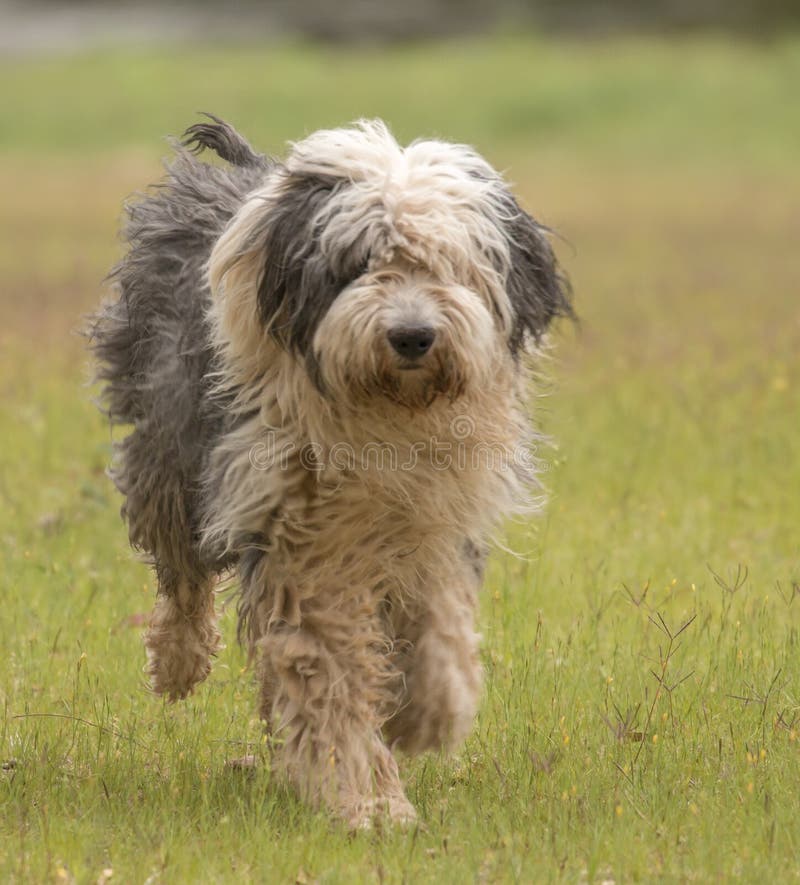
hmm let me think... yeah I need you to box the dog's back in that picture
[89,119,270,585]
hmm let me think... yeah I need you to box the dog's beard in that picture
[310,341,467,412]
[371,348,466,411]
[310,276,497,412]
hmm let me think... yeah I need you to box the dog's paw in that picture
[145,629,218,701]
[344,795,418,832]
[144,594,221,701]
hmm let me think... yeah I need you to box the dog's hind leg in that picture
[259,590,416,829]
[144,566,221,702]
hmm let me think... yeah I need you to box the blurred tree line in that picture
[27,0,800,40]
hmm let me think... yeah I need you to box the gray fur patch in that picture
[88,119,269,583]
[462,538,488,582]
[256,172,369,356]
[503,197,574,352]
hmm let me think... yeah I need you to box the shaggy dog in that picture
[90,116,571,827]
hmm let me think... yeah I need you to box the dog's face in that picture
[208,121,570,411]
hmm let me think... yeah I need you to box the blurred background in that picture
[2,0,800,52]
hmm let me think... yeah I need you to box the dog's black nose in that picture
[387,325,436,360]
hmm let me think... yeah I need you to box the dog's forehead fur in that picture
[287,120,499,200]
[286,121,510,273]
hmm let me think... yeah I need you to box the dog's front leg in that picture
[259,595,416,829]
[385,569,483,755]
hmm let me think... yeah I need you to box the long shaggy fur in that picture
[89,116,571,828]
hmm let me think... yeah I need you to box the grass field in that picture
[1,35,799,883]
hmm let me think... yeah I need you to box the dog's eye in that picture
[353,254,370,280]
[337,253,369,287]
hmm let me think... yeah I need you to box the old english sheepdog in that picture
[89,116,572,827]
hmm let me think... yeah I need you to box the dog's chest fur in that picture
[213,380,524,638]
[211,361,529,631]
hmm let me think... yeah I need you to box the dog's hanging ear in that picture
[256,172,368,356]
[503,198,573,354]
[207,169,369,388]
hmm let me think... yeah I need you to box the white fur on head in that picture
[206,119,569,412]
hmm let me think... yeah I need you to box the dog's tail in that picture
[182,113,268,169]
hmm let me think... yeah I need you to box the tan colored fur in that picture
[144,580,221,701]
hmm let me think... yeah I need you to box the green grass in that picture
[1,35,800,883]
